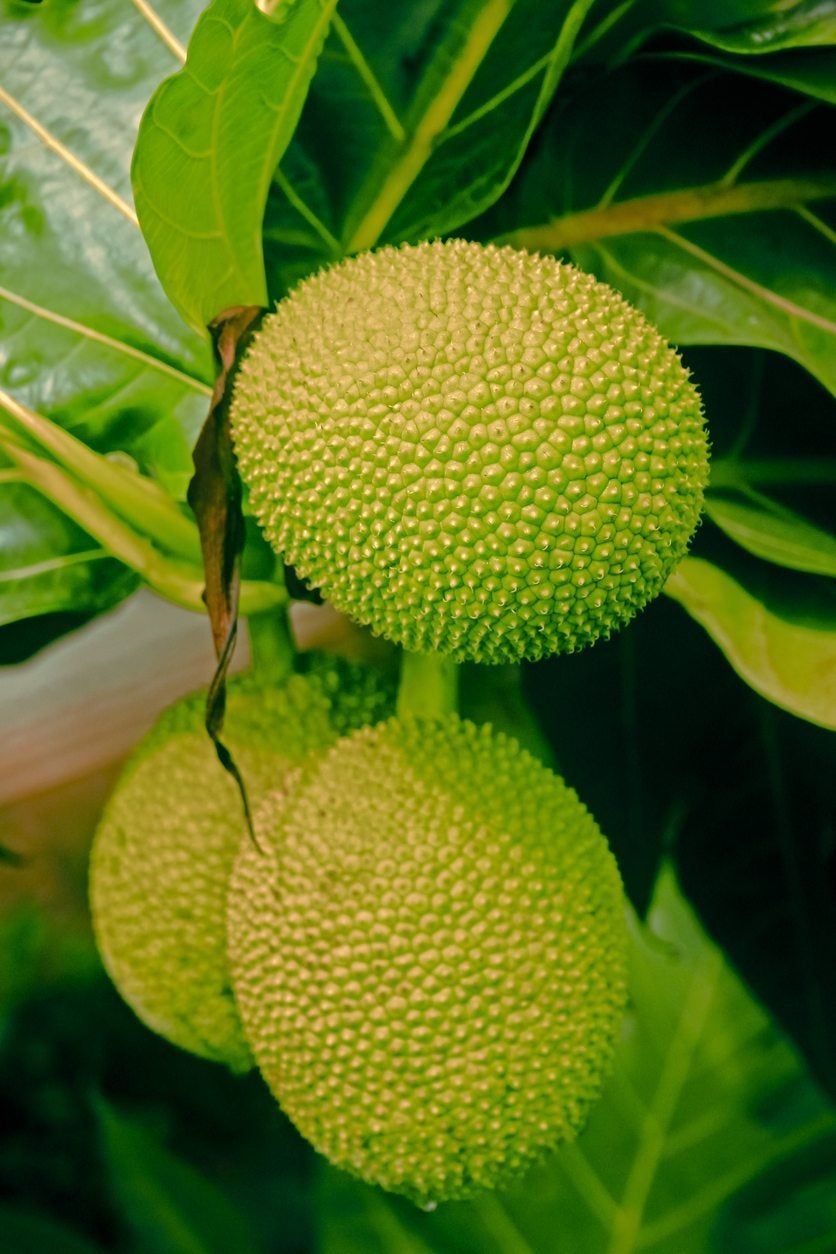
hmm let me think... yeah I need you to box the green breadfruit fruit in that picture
[231,239,708,663]
[89,660,394,1072]
[228,714,628,1203]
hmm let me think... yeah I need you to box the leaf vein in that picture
[658,225,836,337]
[0,284,212,394]
[331,12,405,141]
[0,548,110,583]
[590,244,745,340]
[638,1116,836,1249]
[129,0,187,62]
[0,86,138,226]
[607,953,722,1254]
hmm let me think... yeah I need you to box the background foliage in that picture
[0,0,834,1250]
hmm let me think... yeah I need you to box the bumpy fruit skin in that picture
[232,239,708,663]
[89,661,393,1072]
[229,715,628,1203]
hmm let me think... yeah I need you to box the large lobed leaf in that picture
[0,0,211,491]
[704,490,836,577]
[671,47,836,106]
[96,1097,261,1254]
[0,0,211,632]
[685,1,836,53]
[0,474,138,629]
[319,869,836,1253]
[480,61,836,727]
[1,0,601,643]
[491,63,836,393]
[676,693,836,1103]
[0,1203,100,1254]
[523,559,836,1091]
[263,0,599,290]
[1,0,834,727]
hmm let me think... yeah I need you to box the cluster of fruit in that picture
[90,241,709,1205]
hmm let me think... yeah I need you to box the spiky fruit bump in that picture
[229,715,628,1202]
[232,239,708,663]
[90,662,392,1072]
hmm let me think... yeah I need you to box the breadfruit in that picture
[89,661,393,1071]
[232,239,708,662]
[229,715,628,1201]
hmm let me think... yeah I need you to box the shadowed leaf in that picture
[492,64,836,392]
[95,1097,260,1254]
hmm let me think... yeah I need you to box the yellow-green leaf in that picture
[132,0,338,330]
[665,555,836,729]
[705,492,836,577]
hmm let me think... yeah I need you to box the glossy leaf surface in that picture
[493,64,836,391]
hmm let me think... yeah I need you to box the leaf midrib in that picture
[501,174,836,250]
[0,284,212,394]
[606,951,722,1254]
[0,547,109,583]
[0,85,138,226]
[344,0,514,252]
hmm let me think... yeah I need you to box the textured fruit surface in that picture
[232,239,708,662]
[90,662,393,1071]
[229,715,628,1202]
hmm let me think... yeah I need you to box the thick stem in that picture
[397,651,459,719]
[247,604,295,685]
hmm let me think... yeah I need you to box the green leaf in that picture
[0,0,212,635]
[576,0,836,63]
[0,474,138,628]
[660,46,836,105]
[133,0,339,331]
[687,1,836,53]
[359,0,597,249]
[0,0,213,494]
[675,696,836,1100]
[705,490,836,576]
[263,0,598,291]
[0,433,282,616]
[95,1097,261,1254]
[522,546,836,1088]
[665,555,836,729]
[317,869,836,1253]
[0,1202,101,1254]
[0,388,202,564]
[494,64,836,392]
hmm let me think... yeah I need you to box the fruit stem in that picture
[397,651,459,718]
[247,601,295,684]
